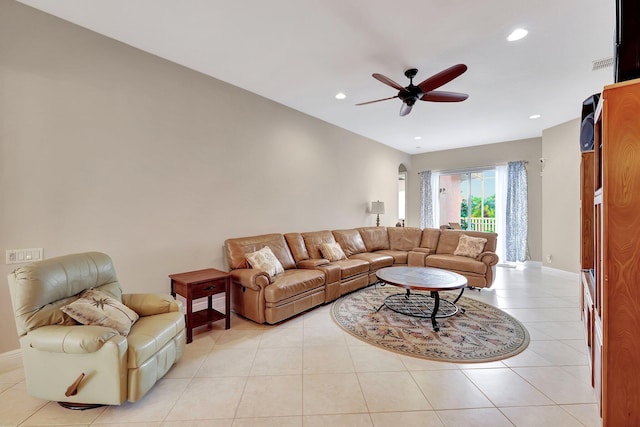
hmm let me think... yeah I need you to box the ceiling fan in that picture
[357,64,469,116]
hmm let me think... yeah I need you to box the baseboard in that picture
[0,349,22,372]
[542,265,579,280]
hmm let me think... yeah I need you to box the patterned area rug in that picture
[331,285,529,363]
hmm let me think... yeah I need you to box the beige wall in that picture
[1,2,586,355]
[407,138,544,262]
[541,118,582,272]
[0,2,409,353]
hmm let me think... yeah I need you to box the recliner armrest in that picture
[297,259,330,268]
[25,325,124,354]
[411,247,435,255]
[476,251,499,266]
[230,268,271,291]
[123,293,182,316]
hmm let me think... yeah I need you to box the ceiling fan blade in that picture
[372,73,405,91]
[399,102,413,116]
[417,64,468,93]
[421,91,469,102]
[355,95,398,106]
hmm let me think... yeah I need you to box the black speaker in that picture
[614,0,640,82]
[580,94,600,152]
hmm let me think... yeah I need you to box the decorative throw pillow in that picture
[453,234,487,258]
[60,288,139,336]
[245,246,284,277]
[319,242,347,261]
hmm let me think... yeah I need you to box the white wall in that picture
[0,2,409,353]
[541,118,582,272]
[407,138,543,262]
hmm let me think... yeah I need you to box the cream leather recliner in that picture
[7,252,186,408]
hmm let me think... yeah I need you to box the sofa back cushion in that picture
[225,233,296,270]
[357,227,390,251]
[436,230,497,255]
[284,232,310,263]
[332,229,367,257]
[7,252,122,337]
[419,228,441,250]
[301,230,336,259]
[387,227,423,251]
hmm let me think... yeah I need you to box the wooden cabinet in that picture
[170,268,231,343]
[581,78,640,426]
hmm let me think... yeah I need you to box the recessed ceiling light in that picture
[335,92,346,100]
[529,114,541,119]
[414,136,422,140]
[507,28,528,42]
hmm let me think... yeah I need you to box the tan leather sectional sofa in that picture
[224,227,498,324]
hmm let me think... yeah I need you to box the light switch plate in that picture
[6,248,43,265]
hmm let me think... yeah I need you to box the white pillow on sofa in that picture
[60,288,139,336]
[453,234,487,258]
[319,242,347,261]
[245,246,284,277]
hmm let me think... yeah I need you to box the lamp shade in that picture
[370,201,385,215]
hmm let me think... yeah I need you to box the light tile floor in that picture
[0,264,602,426]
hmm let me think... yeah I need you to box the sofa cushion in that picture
[425,254,488,275]
[387,227,423,251]
[376,250,409,265]
[301,230,337,259]
[330,259,370,279]
[225,233,296,270]
[319,242,347,261]
[263,269,325,303]
[245,246,285,277]
[332,229,367,257]
[358,227,390,251]
[436,230,498,255]
[350,252,394,270]
[61,288,139,336]
[419,228,441,251]
[453,234,487,258]
[284,232,310,263]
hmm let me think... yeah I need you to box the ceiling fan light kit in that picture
[357,64,469,116]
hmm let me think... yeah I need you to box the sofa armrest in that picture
[230,268,271,291]
[25,325,124,354]
[123,293,182,316]
[411,247,435,255]
[476,251,499,266]
[297,259,330,268]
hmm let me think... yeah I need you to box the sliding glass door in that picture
[438,169,496,232]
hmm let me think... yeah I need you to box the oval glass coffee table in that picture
[375,266,468,332]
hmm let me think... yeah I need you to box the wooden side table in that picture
[169,268,231,343]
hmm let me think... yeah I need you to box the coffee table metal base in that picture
[375,288,465,332]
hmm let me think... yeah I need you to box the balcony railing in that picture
[461,217,496,232]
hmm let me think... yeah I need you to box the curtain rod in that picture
[418,160,529,175]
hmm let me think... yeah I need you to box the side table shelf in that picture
[169,268,231,343]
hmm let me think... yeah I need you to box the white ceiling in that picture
[18,0,616,154]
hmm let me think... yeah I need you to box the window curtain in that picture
[419,171,432,229]
[505,161,529,262]
[495,164,508,263]
[419,170,440,228]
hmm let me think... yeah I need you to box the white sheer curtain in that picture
[495,164,508,263]
[505,161,529,262]
[431,171,440,228]
[419,170,440,228]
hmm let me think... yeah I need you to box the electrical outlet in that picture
[6,248,43,265]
